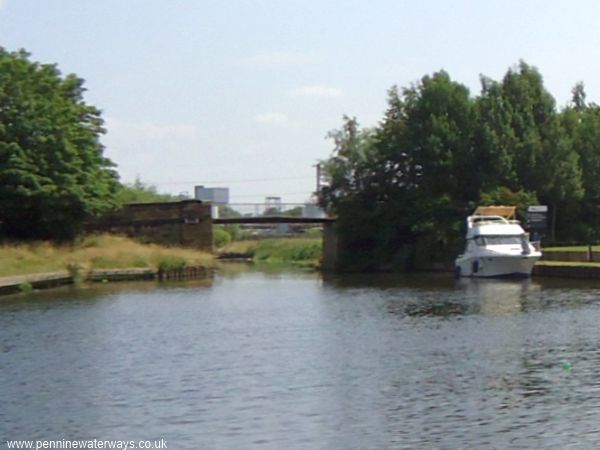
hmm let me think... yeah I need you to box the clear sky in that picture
[2,0,600,203]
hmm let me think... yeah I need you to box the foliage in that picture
[217,205,242,218]
[253,238,322,264]
[219,238,322,267]
[319,62,594,271]
[560,86,600,241]
[262,206,303,216]
[0,234,214,277]
[0,48,119,240]
[213,226,232,248]
[114,177,180,205]
[18,282,34,293]
[157,256,187,272]
[479,187,538,220]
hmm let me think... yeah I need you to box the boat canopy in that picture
[473,206,516,220]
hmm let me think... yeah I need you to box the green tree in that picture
[479,186,538,220]
[496,62,583,238]
[0,48,119,240]
[398,72,477,262]
[402,71,477,202]
[320,74,477,270]
[472,77,519,191]
[318,116,390,270]
[561,83,600,240]
[320,62,588,271]
[115,177,179,204]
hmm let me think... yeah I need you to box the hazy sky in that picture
[2,0,600,202]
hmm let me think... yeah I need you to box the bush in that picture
[158,256,187,272]
[213,226,232,248]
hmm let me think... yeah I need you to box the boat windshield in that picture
[474,235,523,246]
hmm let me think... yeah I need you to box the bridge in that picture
[87,199,340,271]
[211,203,334,224]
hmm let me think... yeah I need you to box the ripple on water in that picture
[1,271,600,448]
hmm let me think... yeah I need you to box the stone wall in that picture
[321,221,339,272]
[541,250,599,262]
[88,200,213,251]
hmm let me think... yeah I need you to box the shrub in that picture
[213,226,232,248]
[158,256,187,272]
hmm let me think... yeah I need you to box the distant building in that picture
[194,186,230,205]
[303,203,325,218]
[194,186,230,219]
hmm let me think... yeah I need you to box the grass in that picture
[535,260,600,267]
[220,238,322,268]
[543,245,600,252]
[0,234,214,277]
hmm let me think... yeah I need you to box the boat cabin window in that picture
[474,235,523,246]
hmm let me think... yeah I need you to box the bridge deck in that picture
[213,216,335,225]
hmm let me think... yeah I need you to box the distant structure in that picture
[87,200,212,250]
[194,186,229,204]
[194,186,230,218]
[265,196,282,213]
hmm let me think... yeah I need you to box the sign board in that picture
[194,186,230,205]
[527,205,548,232]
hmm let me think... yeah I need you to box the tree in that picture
[0,48,119,240]
[318,116,392,270]
[401,71,477,202]
[320,62,590,271]
[115,177,179,205]
[319,74,477,270]
[561,84,600,240]
[472,77,519,191]
[497,62,583,238]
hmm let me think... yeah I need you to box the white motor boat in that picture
[455,206,542,278]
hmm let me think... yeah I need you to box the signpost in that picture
[527,205,548,236]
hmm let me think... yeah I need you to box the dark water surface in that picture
[2,265,600,449]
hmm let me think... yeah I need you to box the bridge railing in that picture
[212,203,326,220]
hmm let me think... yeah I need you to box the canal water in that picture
[2,265,600,449]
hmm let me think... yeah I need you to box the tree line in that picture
[318,61,600,271]
[0,48,185,241]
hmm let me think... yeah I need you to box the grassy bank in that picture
[536,260,600,267]
[543,245,600,252]
[219,238,322,268]
[0,234,214,277]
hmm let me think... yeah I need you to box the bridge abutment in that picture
[321,221,340,272]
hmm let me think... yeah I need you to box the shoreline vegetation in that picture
[3,233,600,296]
[0,235,322,280]
[0,234,215,278]
[0,235,323,296]
[217,238,322,269]
[2,233,599,279]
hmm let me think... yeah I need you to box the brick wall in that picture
[88,200,213,251]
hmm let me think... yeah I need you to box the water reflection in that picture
[323,272,600,319]
[459,278,534,316]
[3,267,600,448]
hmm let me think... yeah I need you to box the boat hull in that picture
[455,255,539,278]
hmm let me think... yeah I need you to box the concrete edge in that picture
[0,266,210,296]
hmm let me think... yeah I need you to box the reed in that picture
[0,234,214,277]
[220,238,322,267]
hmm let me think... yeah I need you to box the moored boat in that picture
[455,206,541,278]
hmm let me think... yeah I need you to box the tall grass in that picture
[543,245,600,252]
[220,238,322,267]
[0,234,214,277]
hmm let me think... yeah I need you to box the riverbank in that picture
[6,235,600,297]
[0,266,211,296]
[0,234,214,278]
[0,235,324,296]
[218,238,322,268]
